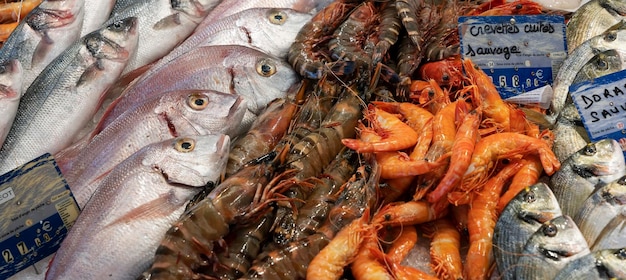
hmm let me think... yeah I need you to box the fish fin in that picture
[76,62,103,87]
[153,13,181,30]
[519,107,556,129]
[31,33,54,66]
[103,192,182,229]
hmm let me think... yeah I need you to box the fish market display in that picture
[0,0,625,280]
[46,134,230,279]
[0,17,139,174]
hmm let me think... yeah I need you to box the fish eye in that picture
[542,223,558,237]
[583,143,597,156]
[617,175,626,185]
[616,248,626,259]
[595,58,608,70]
[605,31,617,42]
[187,92,209,110]
[256,59,277,77]
[268,10,287,25]
[524,191,536,203]
[175,138,195,152]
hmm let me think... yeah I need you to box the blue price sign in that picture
[459,15,567,99]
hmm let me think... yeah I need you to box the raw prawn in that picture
[371,200,448,227]
[329,1,379,69]
[372,1,402,66]
[463,59,511,132]
[418,55,464,89]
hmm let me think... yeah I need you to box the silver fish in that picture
[0,17,139,174]
[493,182,563,280]
[550,20,626,119]
[95,45,299,136]
[0,0,85,96]
[566,0,626,52]
[550,139,626,217]
[46,134,230,280]
[57,90,246,208]
[0,59,22,147]
[104,0,221,75]
[573,49,626,84]
[591,213,626,251]
[575,175,626,247]
[80,0,116,36]
[151,0,331,69]
[515,215,590,280]
[554,248,626,279]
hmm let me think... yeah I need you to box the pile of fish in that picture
[0,0,625,279]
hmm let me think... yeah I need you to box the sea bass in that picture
[0,59,22,147]
[0,0,85,95]
[95,45,299,136]
[104,0,221,75]
[493,182,563,280]
[549,139,626,217]
[0,17,139,174]
[566,0,626,51]
[79,0,116,36]
[515,215,590,280]
[45,134,230,280]
[550,20,626,118]
[575,175,626,247]
[57,90,246,208]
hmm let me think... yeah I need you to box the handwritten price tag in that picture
[459,15,567,103]
[571,68,626,156]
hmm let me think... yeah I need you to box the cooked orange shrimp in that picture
[465,161,523,280]
[0,21,18,42]
[0,0,41,24]
[385,225,418,264]
[306,210,371,280]
[372,101,434,158]
[460,132,560,192]
[376,151,442,179]
[411,79,450,114]
[372,201,448,227]
[342,105,418,153]
[418,55,464,89]
[463,59,511,132]
[423,218,464,280]
[496,155,542,213]
[428,106,481,204]
[351,227,394,280]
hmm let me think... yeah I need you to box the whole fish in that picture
[493,182,563,280]
[550,20,626,119]
[515,215,590,280]
[574,175,626,247]
[0,59,22,147]
[79,0,116,36]
[0,0,85,95]
[57,90,246,208]
[549,139,626,217]
[104,0,221,75]
[554,248,626,279]
[94,45,299,136]
[45,134,230,280]
[566,0,626,52]
[0,17,139,175]
[591,213,626,251]
[149,0,331,69]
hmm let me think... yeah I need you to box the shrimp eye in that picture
[268,10,287,25]
[515,4,523,9]
[524,190,536,203]
[583,143,597,155]
[175,138,195,152]
[441,73,450,81]
[187,93,209,110]
[542,223,558,237]
[616,248,626,259]
[256,58,277,77]
[617,175,626,185]
[605,31,617,42]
